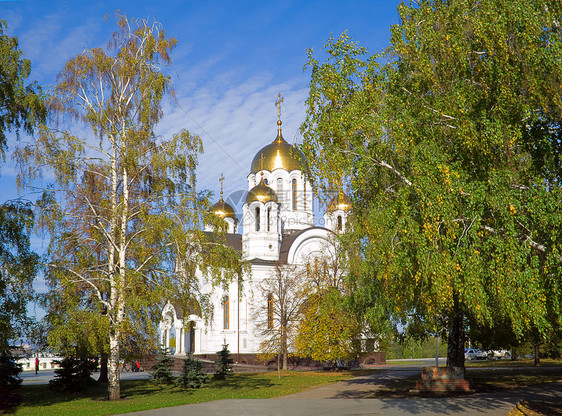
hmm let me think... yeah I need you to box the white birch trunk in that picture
[107,137,121,400]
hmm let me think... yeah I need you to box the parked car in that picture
[465,348,488,360]
[488,350,511,359]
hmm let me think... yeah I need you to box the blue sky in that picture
[1,0,401,296]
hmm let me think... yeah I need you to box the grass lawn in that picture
[466,358,562,368]
[12,370,376,416]
[466,367,562,391]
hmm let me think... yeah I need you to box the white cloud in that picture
[161,72,309,200]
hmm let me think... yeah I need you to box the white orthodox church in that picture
[159,101,354,363]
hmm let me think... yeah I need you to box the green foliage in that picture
[0,20,46,155]
[293,237,363,365]
[175,357,209,389]
[0,350,22,392]
[544,341,561,359]
[214,342,233,380]
[386,336,447,360]
[0,202,38,352]
[150,348,174,385]
[49,357,96,392]
[300,0,562,366]
[0,21,42,355]
[295,289,361,364]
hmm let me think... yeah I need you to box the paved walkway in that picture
[281,367,419,399]
[124,368,562,416]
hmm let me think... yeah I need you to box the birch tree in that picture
[300,0,562,367]
[17,15,235,400]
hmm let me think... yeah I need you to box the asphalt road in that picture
[19,368,153,385]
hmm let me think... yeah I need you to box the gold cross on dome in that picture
[219,173,224,200]
[275,93,284,122]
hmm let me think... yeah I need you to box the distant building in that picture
[17,352,63,371]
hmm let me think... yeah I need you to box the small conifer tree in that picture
[49,357,96,392]
[150,348,174,385]
[0,350,23,392]
[0,350,23,409]
[214,342,233,380]
[176,357,209,388]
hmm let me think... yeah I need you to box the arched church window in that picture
[304,180,307,210]
[255,207,260,232]
[292,178,297,210]
[267,294,274,329]
[266,207,271,232]
[337,215,342,231]
[223,296,230,330]
[277,178,283,205]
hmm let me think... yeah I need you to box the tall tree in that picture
[255,263,305,370]
[294,237,363,365]
[17,15,236,400]
[300,1,562,367]
[0,20,44,355]
[0,20,46,157]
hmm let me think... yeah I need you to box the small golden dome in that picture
[210,173,235,219]
[210,198,236,219]
[327,192,352,213]
[246,178,278,204]
[250,128,304,174]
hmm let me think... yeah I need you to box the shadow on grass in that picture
[17,381,109,411]
[15,379,198,413]
[15,375,279,414]
[0,391,22,414]
[466,358,562,368]
[210,373,276,390]
[369,368,562,399]
[467,367,562,390]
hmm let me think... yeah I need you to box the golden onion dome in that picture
[250,121,304,174]
[210,198,236,219]
[326,192,352,213]
[246,178,278,204]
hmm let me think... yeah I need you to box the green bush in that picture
[386,336,447,359]
[176,357,209,389]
